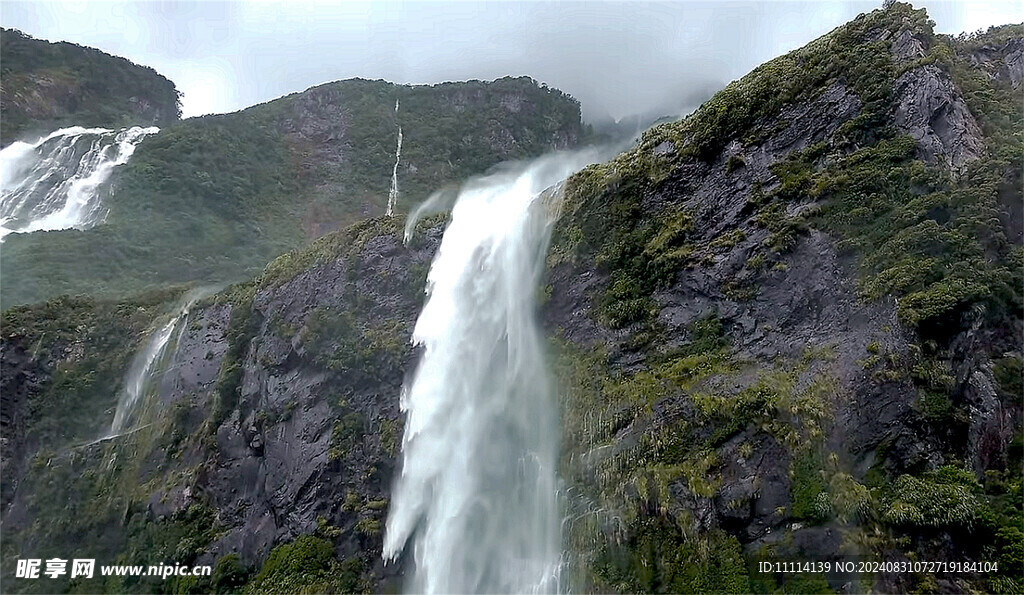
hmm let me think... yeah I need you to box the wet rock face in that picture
[148,226,442,574]
[714,433,791,542]
[1002,38,1024,86]
[544,72,915,554]
[545,26,1021,588]
[0,340,40,512]
[548,225,917,552]
[157,304,231,401]
[891,28,928,63]
[951,325,1016,472]
[547,80,868,365]
[658,81,861,232]
[892,65,983,169]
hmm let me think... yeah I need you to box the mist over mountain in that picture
[3,1,1018,124]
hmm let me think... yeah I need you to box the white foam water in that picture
[387,98,403,217]
[109,288,212,436]
[0,125,158,239]
[383,149,601,594]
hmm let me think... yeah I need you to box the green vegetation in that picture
[555,311,843,589]
[804,136,1017,330]
[244,536,364,595]
[594,518,750,594]
[553,163,691,331]
[2,77,584,306]
[209,554,251,594]
[553,2,1020,340]
[379,417,402,457]
[1,28,179,142]
[328,410,367,462]
[993,354,1023,402]
[791,449,829,521]
[258,216,401,289]
[690,362,836,450]
[653,0,915,163]
[210,283,259,430]
[0,285,255,594]
[0,287,186,446]
[354,517,382,537]
[749,544,835,595]
[882,467,982,529]
[299,304,410,381]
[552,5,1021,592]
[1,394,220,594]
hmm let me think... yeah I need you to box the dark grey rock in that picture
[892,65,983,170]
[891,28,927,63]
[963,36,1024,88]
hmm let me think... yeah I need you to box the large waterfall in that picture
[383,150,599,594]
[0,125,158,239]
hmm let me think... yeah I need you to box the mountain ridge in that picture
[1,75,587,306]
[0,28,181,144]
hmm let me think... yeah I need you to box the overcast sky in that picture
[1,1,1020,121]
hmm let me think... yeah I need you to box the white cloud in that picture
[1,1,1019,122]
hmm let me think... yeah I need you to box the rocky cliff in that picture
[0,4,1020,594]
[1,217,440,593]
[546,7,1022,592]
[0,28,180,144]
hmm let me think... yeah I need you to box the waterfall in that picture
[109,317,178,436]
[0,125,158,239]
[109,288,211,436]
[387,99,403,217]
[383,150,600,594]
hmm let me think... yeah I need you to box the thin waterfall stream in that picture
[383,150,601,594]
[108,287,214,438]
[387,98,403,217]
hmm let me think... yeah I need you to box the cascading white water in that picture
[383,150,600,594]
[109,288,210,436]
[0,125,158,239]
[387,99,403,217]
[109,317,178,436]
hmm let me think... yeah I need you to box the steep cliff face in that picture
[1,5,1020,595]
[1,219,439,593]
[0,29,180,144]
[1,76,585,307]
[548,7,1021,593]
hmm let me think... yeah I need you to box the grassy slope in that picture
[1,76,585,307]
